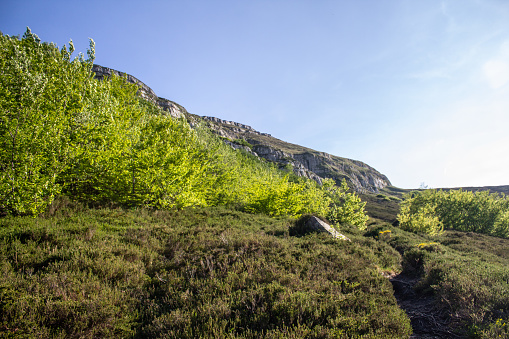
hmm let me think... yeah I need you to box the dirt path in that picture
[390,273,463,338]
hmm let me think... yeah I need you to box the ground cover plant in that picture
[0,202,412,338]
[368,218,509,338]
[2,198,509,338]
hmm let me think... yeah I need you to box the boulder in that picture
[290,215,350,241]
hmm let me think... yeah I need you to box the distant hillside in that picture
[92,64,391,193]
[199,116,391,193]
[442,185,509,195]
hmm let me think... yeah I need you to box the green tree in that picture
[0,28,366,221]
[324,179,369,229]
[0,28,95,215]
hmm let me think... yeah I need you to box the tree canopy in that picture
[0,28,369,229]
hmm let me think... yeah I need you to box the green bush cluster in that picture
[324,179,369,230]
[398,189,509,237]
[232,138,252,148]
[0,28,368,226]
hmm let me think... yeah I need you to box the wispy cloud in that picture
[483,60,509,89]
[482,40,509,89]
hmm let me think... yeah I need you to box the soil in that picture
[390,273,465,338]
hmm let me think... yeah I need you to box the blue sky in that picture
[2,0,509,189]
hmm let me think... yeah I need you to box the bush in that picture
[324,179,369,230]
[0,28,368,222]
[397,189,509,237]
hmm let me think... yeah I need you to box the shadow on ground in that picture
[390,273,464,339]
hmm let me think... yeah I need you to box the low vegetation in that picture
[367,220,509,337]
[2,196,508,338]
[0,202,411,338]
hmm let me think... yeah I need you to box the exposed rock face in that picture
[91,64,391,193]
[251,146,323,183]
[92,64,185,118]
[292,152,390,192]
[201,117,391,192]
[202,116,272,138]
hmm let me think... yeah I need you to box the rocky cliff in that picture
[92,64,391,193]
[200,116,391,192]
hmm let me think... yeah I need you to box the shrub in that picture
[0,28,367,222]
[233,138,252,148]
[398,198,444,236]
[324,179,369,230]
[397,189,509,237]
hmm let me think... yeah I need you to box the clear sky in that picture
[2,0,509,189]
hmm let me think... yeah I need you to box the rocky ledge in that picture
[202,117,391,192]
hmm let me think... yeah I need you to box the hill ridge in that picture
[92,64,391,192]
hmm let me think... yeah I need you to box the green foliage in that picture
[397,189,509,237]
[1,28,369,223]
[241,171,330,217]
[232,138,252,148]
[398,198,444,236]
[324,179,369,229]
[0,28,95,215]
[473,318,509,338]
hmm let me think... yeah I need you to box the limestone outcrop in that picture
[202,117,391,192]
[201,116,272,138]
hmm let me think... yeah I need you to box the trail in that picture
[390,273,464,339]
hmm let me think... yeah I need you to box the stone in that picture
[290,216,350,241]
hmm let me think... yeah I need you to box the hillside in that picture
[361,185,509,224]
[0,204,413,338]
[92,65,391,193]
[442,185,509,195]
[2,32,509,338]
[200,116,391,193]
[2,197,509,338]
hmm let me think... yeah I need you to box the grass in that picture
[361,194,401,224]
[366,219,509,337]
[2,196,508,338]
[0,201,411,338]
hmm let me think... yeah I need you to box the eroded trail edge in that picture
[390,273,462,339]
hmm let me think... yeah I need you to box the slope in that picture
[92,64,392,193]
